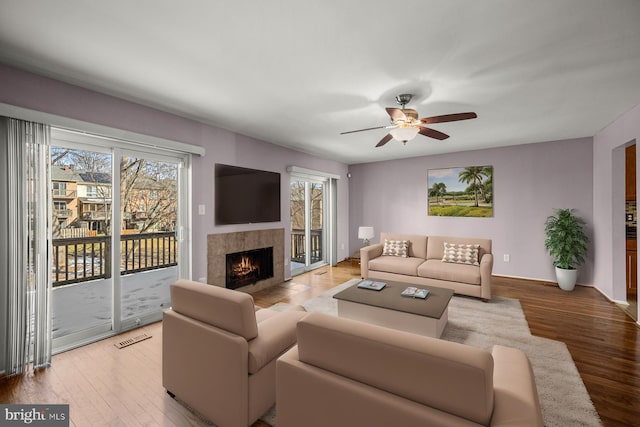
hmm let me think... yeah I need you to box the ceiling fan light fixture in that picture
[340,93,476,148]
[390,126,419,141]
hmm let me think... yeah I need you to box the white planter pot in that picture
[555,267,578,291]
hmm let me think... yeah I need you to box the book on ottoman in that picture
[401,286,430,299]
[357,280,386,291]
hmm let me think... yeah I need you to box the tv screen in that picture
[215,164,281,225]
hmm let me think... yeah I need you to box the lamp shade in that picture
[358,226,375,240]
[390,126,419,141]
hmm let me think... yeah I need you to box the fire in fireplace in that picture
[225,247,274,289]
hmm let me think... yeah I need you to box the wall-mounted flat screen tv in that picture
[215,163,281,225]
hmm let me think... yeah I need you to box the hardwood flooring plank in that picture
[492,276,640,427]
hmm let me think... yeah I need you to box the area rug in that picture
[270,279,602,427]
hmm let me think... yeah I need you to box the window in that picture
[86,185,98,197]
[53,182,67,197]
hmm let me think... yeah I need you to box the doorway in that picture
[625,144,638,320]
[50,145,114,349]
[50,129,189,352]
[117,150,182,329]
[290,177,328,276]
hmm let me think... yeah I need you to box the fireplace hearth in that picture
[226,247,274,289]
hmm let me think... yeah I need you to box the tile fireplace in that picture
[207,228,284,291]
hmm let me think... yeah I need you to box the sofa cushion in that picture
[380,233,427,259]
[442,242,480,266]
[382,239,408,257]
[368,256,424,276]
[418,259,481,285]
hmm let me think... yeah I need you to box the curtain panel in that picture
[1,116,52,375]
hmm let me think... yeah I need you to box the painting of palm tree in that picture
[428,166,493,217]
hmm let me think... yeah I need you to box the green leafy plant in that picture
[544,208,589,270]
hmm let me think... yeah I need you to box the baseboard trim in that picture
[494,275,639,324]
[493,273,554,284]
[591,285,629,305]
[492,273,595,288]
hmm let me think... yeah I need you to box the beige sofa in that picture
[277,312,543,427]
[361,232,493,301]
[162,279,306,427]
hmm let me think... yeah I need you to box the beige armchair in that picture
[163,279,306,427]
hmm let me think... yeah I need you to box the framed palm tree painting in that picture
[427,166,493,217]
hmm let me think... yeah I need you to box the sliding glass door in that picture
[50,145,115,349]
[50,129,189,352]
[118,151,181,329]
[290,177,327,276]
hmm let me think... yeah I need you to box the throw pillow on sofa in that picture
[442,242,480,266]
[382,239,409,257]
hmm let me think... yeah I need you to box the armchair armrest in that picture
[247,310,307,374]
[491,345,543,427]
[360,244,383,278]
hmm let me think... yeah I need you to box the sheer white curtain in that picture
[1,116,51,375]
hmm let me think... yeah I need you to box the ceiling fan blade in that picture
[419,127,450,140]
[340,125,387,135]
[419,112,477,124]
[375,134,393,147]
[386,108,407,122]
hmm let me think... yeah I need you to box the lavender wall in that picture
[0,63,212,146]
[348,138,595,284]
[189,127,350,282]
[593,103,640,303]
[0,64,350,284]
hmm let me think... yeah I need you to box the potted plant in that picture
[544,208,589,291]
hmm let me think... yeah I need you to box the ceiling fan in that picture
[340,94,477,147]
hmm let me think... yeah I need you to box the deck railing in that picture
[121,231,177,274]
[52,231,177,287]
[52,189,77,198]
[52,235,111,287]
[291,228,323,264]
[54,209,73,218]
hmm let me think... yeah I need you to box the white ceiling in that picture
[1,1,640,165]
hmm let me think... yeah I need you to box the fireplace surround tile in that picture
[207,228,284,292]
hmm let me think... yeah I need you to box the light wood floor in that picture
[1,261,638,426]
